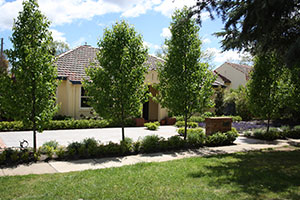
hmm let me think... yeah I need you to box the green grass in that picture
[1,150,300,200]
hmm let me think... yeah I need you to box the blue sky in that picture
[0,0,248,68]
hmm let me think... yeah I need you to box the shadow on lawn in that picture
[188,150,300,199]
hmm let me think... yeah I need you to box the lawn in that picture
[1,150,300,200]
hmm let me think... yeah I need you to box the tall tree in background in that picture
[157,7,215,140]
[214,88,224,116]
[192,0,299,69]
[3,0,57,151]
[247,53,284,132]
[84,21,148,141]
[50,40,70,56]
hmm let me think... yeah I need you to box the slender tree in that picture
[83,20,148,141]
[50,40,70,56]
[4,0,57,151]
[247,53,284,132]
[156,7,215,140]
[214,88,225,116]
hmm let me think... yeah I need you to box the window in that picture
[81,87,91,108]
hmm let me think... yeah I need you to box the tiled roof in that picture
[55,45,164,83]
[225,62,252,80]
[55,45,98,82]
[213,70,231,83]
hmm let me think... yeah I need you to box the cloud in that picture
[143,41,160,50]
[50,29,67,43]
[206,47,250,64]
[72,37,86,48]
[202,38,211,44]
[0,0,23,31]
[160,27,171,38]
[121,0,161,18]
[154,0,210,20]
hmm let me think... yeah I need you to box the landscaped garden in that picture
[1,149,300,200]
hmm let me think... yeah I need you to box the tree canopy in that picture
[192,0,300,68]
[2,0,58,150]
[84,20,148,141]
[156,7,215,140]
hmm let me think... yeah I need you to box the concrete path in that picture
[1,136,299,177]
[0,126,178,148]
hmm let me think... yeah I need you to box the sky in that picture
[0,0,249,68]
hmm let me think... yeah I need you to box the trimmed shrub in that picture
[0,148,38,166]
[187,131,205,147]
[167,135,186,150]
[66,142,82,159]
[252,128,285,141]
[145,122,159,130]
[206,128,239,146]
[175,121,198,128]
[141,135,164,153]
[284,125,300,139]
[177,127,204,136]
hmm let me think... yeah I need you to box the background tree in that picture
[156,7,215,140]
[214,88,224,116]
[247,53,284,132]
[50,40,70,56]
[84,20,148,141]
[191,0,299,69]
[3,0,57,151]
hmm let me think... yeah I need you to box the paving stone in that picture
[49,159,105,173]
[135,153,179,163]
[2,163,57,176]
[94,155,142,168]
[0,169,4,176]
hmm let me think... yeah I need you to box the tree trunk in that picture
[32,76,37,152]
[184,113,188,140]
[267,117,270,133]
[121,122,125,141]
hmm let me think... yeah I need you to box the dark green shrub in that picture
[187,131,205,147]
[120,137,133,154]
[167,135,186,150]
[141,135,163,153]
[104,142,121,156]
[78,138,99,158]
[175,121,198,128]
[285,125,300,139]
[55,146,66,160]
[206,128,239,146]
[145,122,159,130]
[225,128,239,144]
[0,148,38,166]
[132,141,141,153]
[253,128,284,141]
[66,142,82,158]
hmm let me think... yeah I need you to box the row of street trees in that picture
[0,0,215,150]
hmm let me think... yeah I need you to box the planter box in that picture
[160,119,166,125]
[205,117,232,135]
[134,118,145,127]
[166,117,176,125]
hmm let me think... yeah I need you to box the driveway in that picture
[0,126,178,148]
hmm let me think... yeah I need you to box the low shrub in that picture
[175,121,198,128]
[141,135,164,153]
[167,135,186,150]
[284,125,300,139]
[187,131,205,147]
[206,128,239,146]
[177,127,204,136]
[145,122,159,131]
[252,128,285,141]
[0,119,110,131]
[120,137,134,155]
[0,148,38,166]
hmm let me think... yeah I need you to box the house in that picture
[214,62,252,89]
[55,45,227,121]
[55,45,169,121]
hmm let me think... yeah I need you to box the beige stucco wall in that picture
[56,70,168,121]
[215,63,247,89]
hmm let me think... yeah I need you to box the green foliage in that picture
[252,128,285,141]
[214,88,225,116]
[281,125,300,139]
[0,148,38,166]
[84,20,148,141]
[206,128,239,146]
[167,135,186,150]
[50,40,70,56]
[223,86,252,120]
[177,128,204,136]
[248,53,286,129]
[175,121,198,128]
[2,0,58,150]
[197,0,299,68]
[141,135,164,153]
[144,122,159,131]
[156,7,215,140]
[40,140,59,159]
[187,130,205,147]
[0,120,109,131]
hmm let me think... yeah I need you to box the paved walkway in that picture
[1,136,299,177]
